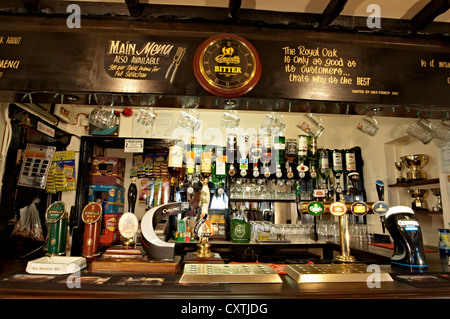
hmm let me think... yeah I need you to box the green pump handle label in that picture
[45,201,66,223]
[307,201,325,216]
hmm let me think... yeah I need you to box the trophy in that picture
[400,154,429,181]
[394,161,406,183]
[431,188,442,211]
[408,189,429,211]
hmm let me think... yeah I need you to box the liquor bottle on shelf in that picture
[285,138,297,180]
[168,139,184,202]
[261,133,273,178]
[344,149,360,201]
[185,136,196,196]
[250,134,262,178]
[239,134,249,177]
[201,147,213,185]
[296,135,309,179]
[332,149,344,201]
[318,148,330,198]
[274,136,285,179]
[213,146,227,195]
[308,137,321,198]
[226,133,237,177]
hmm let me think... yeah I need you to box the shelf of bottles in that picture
[166,131,373,246]
[168,133,367,207]
[225,132,366,205]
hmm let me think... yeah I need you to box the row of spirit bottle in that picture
[167,134,365,202]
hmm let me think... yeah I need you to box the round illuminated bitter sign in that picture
[193,34,262,98]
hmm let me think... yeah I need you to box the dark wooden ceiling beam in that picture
[0,2,448,37]
[410,0,450,32]
[319,0,348,26]
[125,0,142,17]
[21,0,39,13]
[228,0,241,20]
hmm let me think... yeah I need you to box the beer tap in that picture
[127,177,137,214]
[376,180,387,233]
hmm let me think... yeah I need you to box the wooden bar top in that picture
[0,243,449,300]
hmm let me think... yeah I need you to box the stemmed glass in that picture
[394,161,406,183]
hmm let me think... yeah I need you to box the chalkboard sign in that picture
[0,28,448,107]
[104,39,187,82]
[250,39,450,106]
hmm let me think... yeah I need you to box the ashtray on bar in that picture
[179,263,283,284]
[26,256,87,275]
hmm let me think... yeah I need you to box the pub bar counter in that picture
[0,0,449,301]
[1,243,450,299]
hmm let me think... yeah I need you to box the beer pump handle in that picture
[128,177,138,214]
[376,180,384,201]
[375,180,386,233]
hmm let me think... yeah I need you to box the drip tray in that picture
[179,264,283,284]
[285,263,393,283]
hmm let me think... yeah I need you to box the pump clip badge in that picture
[372,201,389,216]
[307,201,325,216]
[350,202,368,217]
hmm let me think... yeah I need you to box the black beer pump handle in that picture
[376,180,384,201]
[376,180,386,233]
[128,177,138,214]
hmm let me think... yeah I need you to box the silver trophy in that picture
[394,161,405,183]
[431,188,442,212]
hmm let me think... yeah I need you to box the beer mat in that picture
[0,272,229,292]
[229,262,287,274]
[369,243,437,253]
[392,274,450,288]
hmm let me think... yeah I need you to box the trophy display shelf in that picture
[88,245,182,274]
[388,178,439,188]
[388,178,442,215]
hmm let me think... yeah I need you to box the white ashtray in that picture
[26,256,87,275]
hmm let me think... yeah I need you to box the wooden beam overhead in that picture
[319,0,348,26]
[21,0,39,14]
[125,0,142,17]
[228,0,242,20]
[410,0,450,31]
